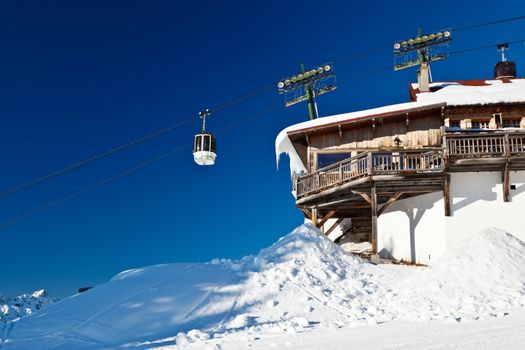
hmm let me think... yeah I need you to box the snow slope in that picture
[0,290,58,323]
[2,226,525,349]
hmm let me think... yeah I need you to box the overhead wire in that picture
[453,15,525,32]
[449,38,525,56]
[0,83,276,201]
[0,103,282,229]
[2,15,524,203]
[0,63,397,229]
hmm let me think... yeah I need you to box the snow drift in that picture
[2,226,525,349]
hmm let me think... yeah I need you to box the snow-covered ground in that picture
[1,225,525,349]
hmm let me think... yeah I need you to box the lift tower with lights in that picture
[393,26,452,92]
[277,63,337,120]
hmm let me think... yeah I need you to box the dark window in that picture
[317,153,352,169]
[194,135,202,152]
[449,120,460,128]
[502,119,520,128]
[210,136,216,152]
[203,135,210,151]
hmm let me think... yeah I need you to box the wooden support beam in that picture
[444,174,451,217]
[377,192,403,216]
[371,183,378,253]
[300,208,312,219]
[317,210,336,228]
[359,193,372,204]
[325,217,344,236]
[503,162,510,202]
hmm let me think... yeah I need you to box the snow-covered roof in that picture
[412,78,525,106]
[276,77,525,176]
[275,100,446,175]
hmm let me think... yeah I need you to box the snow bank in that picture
[395,228,525,321]
[3,226,525,349]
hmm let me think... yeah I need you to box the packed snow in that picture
[0,290,58,323]
[2,225,525,349]
[414,79,525,106]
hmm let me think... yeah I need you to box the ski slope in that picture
[2,225,525,349]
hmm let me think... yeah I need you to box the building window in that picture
[502,119,521,128]
[317,153,353,169]
[449,120,460,128]
[471,120,489,129]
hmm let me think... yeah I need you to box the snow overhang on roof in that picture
[410,78,525,106]
[275,101,446,176]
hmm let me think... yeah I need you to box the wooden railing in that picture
[294,150,444,198]
[446,133,525,157]
[294,132,525,199]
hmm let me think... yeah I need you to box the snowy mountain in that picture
[1,225,525,349]
[0,289,58,322]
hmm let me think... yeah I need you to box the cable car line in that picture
[2,17,523,201]
[453,15,525,32]
[0,116,198,200]
[449,38,525,56]
[0,62,403,229]
[212,83,275,112]
[0,104,281,229]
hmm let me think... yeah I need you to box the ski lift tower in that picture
[393,27,452,92]
[278,63,337,120]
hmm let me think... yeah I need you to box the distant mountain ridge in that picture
[0,290,58,322]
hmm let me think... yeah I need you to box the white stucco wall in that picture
[446,171,525,248]
[377,171,525,265]
[378,192,446,265]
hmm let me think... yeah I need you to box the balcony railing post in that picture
[504,133,510,157]
[367,152,373,176]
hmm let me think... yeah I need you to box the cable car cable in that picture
[449,38,525,56]
[2,17,523,200]
[0,116,198,200]
[453,15,525,32]
[0,103,281,229]
[0,62,401,228]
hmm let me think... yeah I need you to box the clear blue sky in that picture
[1,0,524,298]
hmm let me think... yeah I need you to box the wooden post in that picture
[503,162,510,202]
[367,152,373,176]
[444,174,451,217]
[370,183,378,253]
[311,208,318,227]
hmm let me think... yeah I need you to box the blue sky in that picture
[1,1,524,297]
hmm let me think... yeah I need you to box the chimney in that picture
[494,61,516,79]
[418,62,430,92]
[494,43,517,79]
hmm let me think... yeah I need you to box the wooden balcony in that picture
[294,150,444,199]
[295,131,525,253]
[295,131,525,201]
[445,131,525,171]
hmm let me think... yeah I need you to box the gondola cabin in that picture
[193,132,216,166]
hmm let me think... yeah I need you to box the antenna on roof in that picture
[277,62,337,120]
[393,26,452,92]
